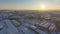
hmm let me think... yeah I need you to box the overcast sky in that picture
[0,0,60,10]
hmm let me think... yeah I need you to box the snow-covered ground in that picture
[0,10,60,34]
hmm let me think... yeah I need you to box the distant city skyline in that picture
[0,0,60,10]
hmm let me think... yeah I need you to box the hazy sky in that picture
[0,0,60,10]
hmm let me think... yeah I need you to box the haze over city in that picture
[0,0,60,10]
[0,0,60,34]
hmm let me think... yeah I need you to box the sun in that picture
[40,4,46,10]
